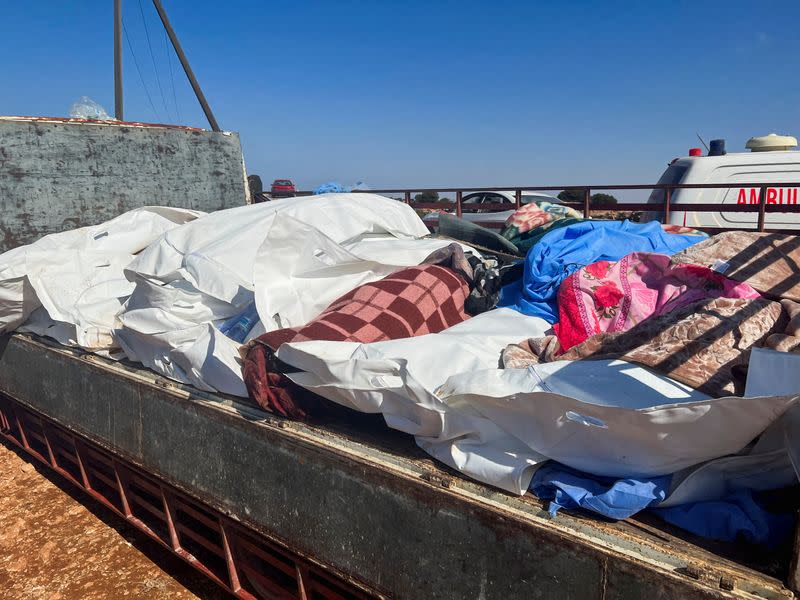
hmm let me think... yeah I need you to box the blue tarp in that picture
[530,463,793,546]
[313,180,369,195]
[530,463,669,520]
[498,220,702,322]
[314,182,347,194]
[653,491,794,546]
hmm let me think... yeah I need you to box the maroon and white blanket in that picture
[242,264,470,419]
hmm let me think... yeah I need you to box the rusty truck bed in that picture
[0,333,797,599]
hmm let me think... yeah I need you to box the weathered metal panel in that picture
[0,117,247,251]
[0,334,792,600]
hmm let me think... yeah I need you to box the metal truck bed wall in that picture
[0,117,248,251]
[0,333,794,599]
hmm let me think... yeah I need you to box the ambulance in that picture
[645,133,800,229]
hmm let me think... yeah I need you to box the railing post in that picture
[515,189,522,209]
[583,188,591,218]
[456,190,463,218]
[664,187,671,224]
[758,185,768,232]
[404,191,411,205]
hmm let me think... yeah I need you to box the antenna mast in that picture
[113,0,221,130]
[152,0,221,131]
[114,0,124,120]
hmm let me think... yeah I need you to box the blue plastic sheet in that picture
[531,463,793,546]
[498,220,702,322]
[313,180,369,195]
[652,491,794,546]
[314,182,347,194]
[530,463,669,520]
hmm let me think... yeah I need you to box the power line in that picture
[122,20,162,121]
[138,0,171,121]
[164,26,181,123]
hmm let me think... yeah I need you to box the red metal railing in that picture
[294,182,800,233]
[0,393,380,600]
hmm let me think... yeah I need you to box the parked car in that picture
[270,179,296,198]
[423,190,561,227]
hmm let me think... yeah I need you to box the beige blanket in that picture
[670,231,800,301]
[503,297,785,397]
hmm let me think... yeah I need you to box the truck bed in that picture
[0,332,795,599]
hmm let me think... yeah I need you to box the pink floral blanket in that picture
[553,252,761,352]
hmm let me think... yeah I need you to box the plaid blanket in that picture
[243,264,470,420]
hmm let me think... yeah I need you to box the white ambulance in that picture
[646,134,800,229]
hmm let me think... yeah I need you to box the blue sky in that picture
[2,1,799,195]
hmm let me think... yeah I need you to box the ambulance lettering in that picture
[736,187,799,204]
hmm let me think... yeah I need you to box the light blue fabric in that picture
[498,220,702,322]
[313,180,369,194]
[314,182,347,194]
[530,463,669,520]
[652,491,794,547]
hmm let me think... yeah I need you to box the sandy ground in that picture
[0,440,232,599]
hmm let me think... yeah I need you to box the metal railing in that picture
[0,393,377,600]
[293,182,800,232]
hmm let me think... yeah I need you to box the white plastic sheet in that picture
[659,347,800,506]
[280,309,553,493]
[655,348,800,508]
[660,447,796,507]
[0,207,204,352]
[441,364,797,477]
[279,314,799,493]
[117,194,461,394]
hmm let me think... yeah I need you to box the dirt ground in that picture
[0,440,232,599]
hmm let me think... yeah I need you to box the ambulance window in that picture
[647,165,688,205]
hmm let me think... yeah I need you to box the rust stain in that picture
[0,441,231,599]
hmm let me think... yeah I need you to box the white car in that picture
[422,190,562,228]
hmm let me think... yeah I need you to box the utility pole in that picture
[114,0,124,120]
[152,0,221,131]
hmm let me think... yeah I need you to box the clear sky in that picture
[2,1,799,195]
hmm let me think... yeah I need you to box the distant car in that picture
[423,190,561,227]
[270,179,296,198]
